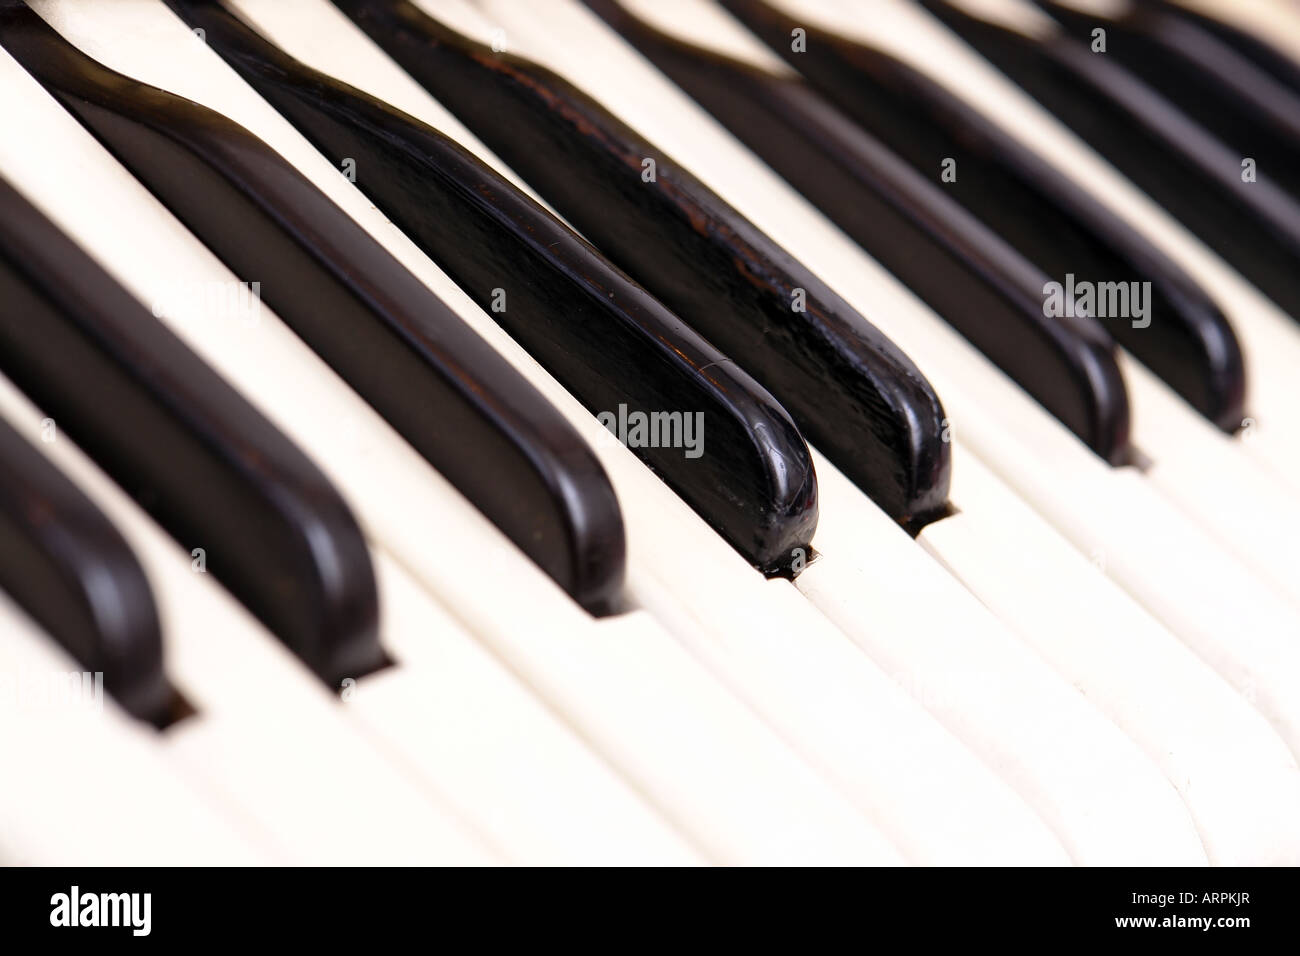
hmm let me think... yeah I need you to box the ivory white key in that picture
[914,455,1300,865]
[1119,355,1300,610]
[793,455,1208,864]
[345,552,706,866]
[219,0,1077,866]
[0,373,500,866]
[0,597,267,866]
[808,446,1300,864]
[462,0,1300,773]
[0,17,902,866]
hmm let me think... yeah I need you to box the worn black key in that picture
[334,0,952,535]
[0,410,169,725]
[917,0,1300,332]
[162,0,817,574]
[585,0,1131,461]
[722,0,1247,435]
[0,0,629,611]
[0,174,384,687]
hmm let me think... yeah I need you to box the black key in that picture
[0,0,628,612]
[1136,0,1300,96]
[334,0,953,535]
[586,0,1131,462]
[0,175,384,688]
[917,0,1300,332]
[722,0,1247,435]
[1031,0,1300,204]
[0,411,169,725]
[162,0,817,574]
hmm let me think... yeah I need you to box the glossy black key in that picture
[0,175,384,688]
[918,0,1300,330]
[0,0,628,611]
[162,0,816,574]
[1031,0,1300,204]
[0,412,169,725]
[585,0,1130,461]
[334,0,952,534]
[723,0,1247,435]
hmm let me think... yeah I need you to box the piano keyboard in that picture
[2,0,1300,866]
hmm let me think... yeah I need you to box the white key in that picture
[798,454,1206,864]
[0,374,498,866]
[2,8,902,865]
[919,451,1300,864]
[1120,356,1300,611]
[347,551,705,866]
[0,597,266,866]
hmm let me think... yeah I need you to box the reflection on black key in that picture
[164,0,817,574]
[723,0,1247,435]
[335,0,952,535]
[586,0,1131,463]
[0,2,628,613]
[0,412,168,725]
[919,0,1300,333]
[0,176,384,688]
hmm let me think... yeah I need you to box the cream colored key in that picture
[347,552,706,866]
[0,596,266,866]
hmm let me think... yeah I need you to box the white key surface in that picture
[0,596,267,866]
